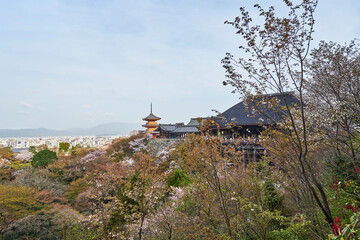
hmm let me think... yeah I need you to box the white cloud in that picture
[19,101,34,109]
[19,101,45,111]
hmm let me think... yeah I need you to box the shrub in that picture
[2,206,79,240]
[325,155,359,183]
[59,142,70,153]
[0,184,46,229]
[31,149,58,168]
[0,147,12,159]
[263,181,282,212]
[47,158,85,184]
[13,170,65,196]
[0,169,13,182]
[65,177,88,202]
[167,169,191,187]
[74,191,95,213]
[10,161,31,170]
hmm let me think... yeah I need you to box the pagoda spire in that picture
[151,102,153,114]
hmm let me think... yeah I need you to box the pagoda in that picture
[142,103,161,133]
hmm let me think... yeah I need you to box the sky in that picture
[0,0,359,130]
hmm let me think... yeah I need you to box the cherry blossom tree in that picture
[15,150,34,163]
[221,0,334,226]
[307,40,360,162]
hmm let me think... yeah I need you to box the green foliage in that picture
[324,155,360,228]
[167,168,191,187]
[65,177,88,202]
[328,213,360,240]
[0,184,46,229]
[29,146,37,154]
[10,162,31,170]
[0,169,12,182]
[326,155,359,182]
[269,222,311,240]
[263,181,282,212]
[59,142,70,153]
[64,223,103,240]
[106,172,142,233]
[70,144,83,156]
[31,149,58,168]
[0,147,13,159]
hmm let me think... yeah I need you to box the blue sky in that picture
[1,0,359,130]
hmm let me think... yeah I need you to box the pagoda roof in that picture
[143,113,161,121]
[142,122,159,127]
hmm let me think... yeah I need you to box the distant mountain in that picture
[0,122,141,138]
[0,128,71,138]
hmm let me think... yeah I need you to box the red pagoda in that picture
[142,103,161,134]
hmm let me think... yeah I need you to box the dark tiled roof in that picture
[143,113,161,121]
[158,124,177,132]
[157,124,199,134]
[222,92,299,126]
[172,126,200,133]
[187,118,200,126]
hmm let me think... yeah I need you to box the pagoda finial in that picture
[150,102,153,114]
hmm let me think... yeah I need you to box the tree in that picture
[29,146,37,154]
[0,147,12,160]
[2,206,79,240]
[222,0,334,226]
[59,142,70,153]
[31,149,58,168]
[176,134,246,238]
[306,40,360,162]
[15,150,34,163]
[36,144,48,151]
[0,184,45,231]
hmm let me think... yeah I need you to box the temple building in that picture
[156,119,201,138]
[143,92,298,139]
[142,104,161,135]
[143,92,299,162]
[210,92,299,139]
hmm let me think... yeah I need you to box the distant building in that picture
[142,103,161,135]
[151,92,298,139]
[156,119,200,138]
[11,147,29,153]
[145,92,299,163]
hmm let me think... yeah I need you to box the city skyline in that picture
[1,0,359,130]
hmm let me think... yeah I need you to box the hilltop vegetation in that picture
[0,124,359,239]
